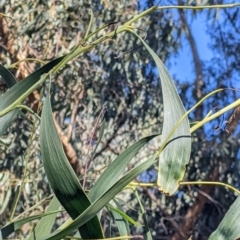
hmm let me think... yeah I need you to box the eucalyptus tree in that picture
[0,0,240,239]
[0,0,181,236]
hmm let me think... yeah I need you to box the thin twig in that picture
[9,121,38,221]
[180,181,240,195]
[157,3,240,11]
[66,84,85,140]
[1,3,240,117]
[82,106,107,188]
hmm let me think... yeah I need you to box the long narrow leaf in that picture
[0,109,18,136]
[135,190,152,240]
[108,203,138,226]
[208,196,240,240]
[0,64,18,135]
[0,209,63,238]
[40,92,103,239]
[110,199,130,239]
[28,196,61,240]
[0,64,17,88]
[40,153,158,240]
[133,32,191,195]
[0,56,65,116]
[88,134,159,202]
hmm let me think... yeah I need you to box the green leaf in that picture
[0,56,65,117]
[0,209,63,238]
[208,196,240,240]
[0,64,18,135]
[88,134,159,202]
[0,64,17,87]
[108,202,138,226]
[40,92,103,239]
[0,109,18,136]
[133,32,191,195]
[28,196,61,240]
[135,190,153,240]
[109,200,130,240]
[40,153,158,240]
[52,132,156,237]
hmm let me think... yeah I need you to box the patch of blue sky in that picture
[166,10,213,82]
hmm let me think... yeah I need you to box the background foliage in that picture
[0,0,240,239]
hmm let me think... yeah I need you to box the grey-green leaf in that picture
[0,209,63,238]
[40,92,103,238]
[88,134,158,202]
[40,153,157,240]
[0,109,18,136]
[0,56,65,117]
[110,199,131,239]
[134,32,191,195]
[0,64,17,87]
[28,196,61,240]
[0,64,18,136]
[208,196,240,240]
[135,190,153,240]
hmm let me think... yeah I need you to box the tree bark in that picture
[177,0,204,120]
[171,167,219,240]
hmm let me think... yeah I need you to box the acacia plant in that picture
[1,2,240,240]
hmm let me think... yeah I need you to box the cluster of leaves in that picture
[0,0,179,232]
[1,0,240,239]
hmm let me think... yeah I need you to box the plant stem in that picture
[129,181,240,195]
[190,98,240,133]
[180,181,240,195]
[157,3,240,11]
[9,121,38,221]
[1,3,239,116]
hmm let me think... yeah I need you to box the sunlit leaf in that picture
[134,32,191,195]
[208,196,240,240]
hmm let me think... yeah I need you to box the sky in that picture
[167,12,213,82]
[166,8,240,142]
[164,9,228,140]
